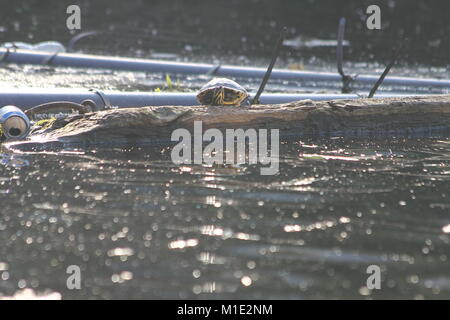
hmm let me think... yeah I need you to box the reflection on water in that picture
[1,0,450,300]
[0,138,449,299]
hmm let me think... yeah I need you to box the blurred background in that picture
[0,0,449,65]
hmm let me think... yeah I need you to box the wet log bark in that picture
[5,94,450,151]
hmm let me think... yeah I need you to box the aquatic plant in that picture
[166,74,173,89]
[35,118,57,129]
[153,74,184,92]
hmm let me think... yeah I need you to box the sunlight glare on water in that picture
[1,138,450,299]
[1,0,450,300]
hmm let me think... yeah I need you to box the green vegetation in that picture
[154,74,184,92]
[35,118,56,130]
[166,74,173,89]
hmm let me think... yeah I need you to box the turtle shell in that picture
[196,78,249,106]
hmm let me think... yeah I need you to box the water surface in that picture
[1,138,450,299]
[1,0,450,300]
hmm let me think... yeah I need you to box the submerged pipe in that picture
[2,48,450,88]
[0,89,425,110]
[0,105,31,139]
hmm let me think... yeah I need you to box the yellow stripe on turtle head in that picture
[213,87,225,105]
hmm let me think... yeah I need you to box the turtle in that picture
[196,78,250,106]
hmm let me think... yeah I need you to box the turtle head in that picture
[212,86,225,105]
[220,87,248,106]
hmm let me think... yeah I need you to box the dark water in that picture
[1,0,450,63]
[1,138,450,299]
[1,0,450,300]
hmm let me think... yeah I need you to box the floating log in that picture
[4,95,450,152]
